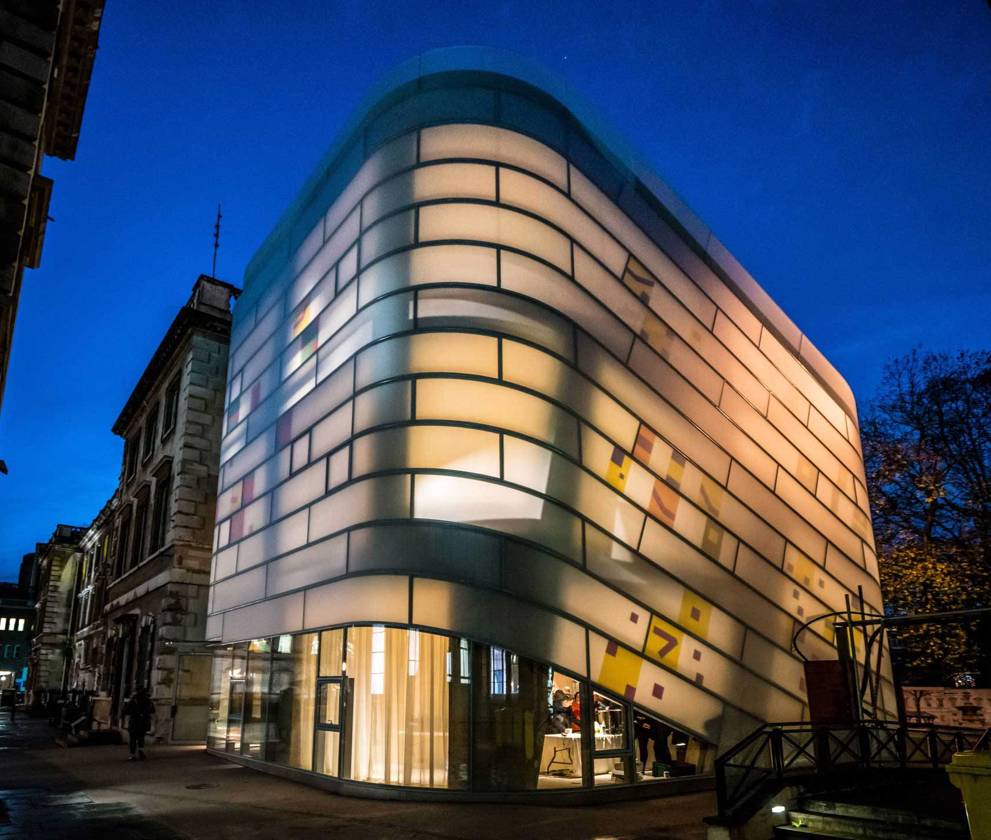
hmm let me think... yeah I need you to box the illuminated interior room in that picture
[203,48,890,800]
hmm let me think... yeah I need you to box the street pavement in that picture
[0,715,714,839]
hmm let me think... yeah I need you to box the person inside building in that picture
[122,687,155,761]
[634,711,673,775]
[549,689,571,733]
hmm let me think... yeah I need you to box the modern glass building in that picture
[204,49,891,799]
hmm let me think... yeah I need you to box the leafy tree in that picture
[862,349,991,685]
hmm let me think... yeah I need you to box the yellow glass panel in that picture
[678,592,712,640]
[597,640,642,701]
[645,615,683,669]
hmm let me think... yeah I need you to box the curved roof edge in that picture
[241,46,859,424]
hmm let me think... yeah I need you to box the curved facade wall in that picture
[205,54,892,796]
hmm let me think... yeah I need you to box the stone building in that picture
[0,0,105,412]
[0,555,37,693]
[67,495,116,696]
[25,524,85,702]
[95,273,238,741]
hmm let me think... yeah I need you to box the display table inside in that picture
[541,733,624,777]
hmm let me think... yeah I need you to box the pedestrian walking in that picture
[122,688,155,761]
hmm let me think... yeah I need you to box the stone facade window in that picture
[130,493,149,571]
[124,434,139,481]
[149,465,171,553]
[162,375,180,439]
[142,402,159,462]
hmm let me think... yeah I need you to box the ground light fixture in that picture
[770,805,786,814]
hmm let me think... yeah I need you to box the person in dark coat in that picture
[122,688,155,760]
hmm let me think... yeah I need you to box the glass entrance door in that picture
[313,677,342,776]
[226,678,245,753]
[591,690,634,785]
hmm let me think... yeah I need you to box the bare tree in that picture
[862,349,991,684]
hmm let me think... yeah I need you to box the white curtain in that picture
[349,626,450,787]
[289,633,317,770]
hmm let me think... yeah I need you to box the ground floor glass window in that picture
[206,626,711,792]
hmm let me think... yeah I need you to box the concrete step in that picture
[781,809,967,840]
[774,826,855,840]
[801,798,966,835]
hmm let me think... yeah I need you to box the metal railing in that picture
[715,720,985,820]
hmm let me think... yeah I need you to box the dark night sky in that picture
[1,1,989,579]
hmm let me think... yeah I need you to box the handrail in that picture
[714,720,985,820]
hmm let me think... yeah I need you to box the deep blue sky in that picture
[1,1,989,580]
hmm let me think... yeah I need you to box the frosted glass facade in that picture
[206,52,890,797]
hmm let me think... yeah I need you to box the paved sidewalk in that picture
[0,716,715,839]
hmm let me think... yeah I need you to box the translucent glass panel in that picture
[414,474,581,561]
[584,526,745,660]
[588,631,723,744]
[628,341,777,489]
[503,436,644,550]
[766,394,855,499]
[316,292,412,384]
[501,250,633,359]
[419,203,571,272]
[309,475,410,542]
[353,425,500,478]
[362,163,495,227]
[727,463,826,565]
[266,535,348,597]
[718,385,818,494]
[638,519,795,652]
[358,245,497,306]
[356,331,497,388]
[499,168,626,275]
[303,575,409,629]
[569,167,717,330]
[766,332,848,434]
[360,210,414,269]
[502,341,637,454]
[415,377,578,458]
[417,287,573,360]
[420,123,568,190]
[353,381,410,432]
[501,543,648,651]
[235,510,309,572]
[290,207,359,309]
[271,460,325,520]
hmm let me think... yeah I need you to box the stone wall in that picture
[902,686,991,729]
